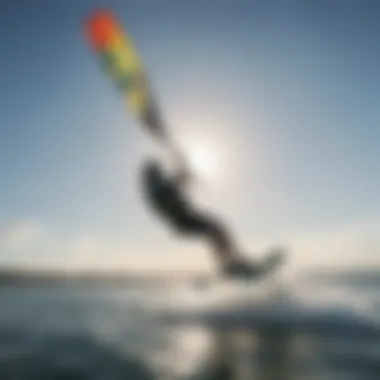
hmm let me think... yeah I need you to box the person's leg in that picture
[174,209,263,278]
[175,210,238,266]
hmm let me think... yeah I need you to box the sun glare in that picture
[165,119,246,199]
[187,145,219,180]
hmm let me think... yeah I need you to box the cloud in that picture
[1,219,47,251]
[0,219,63,268]
[287,219,380,269]
[1,217,380,272]
[0,218,208,272]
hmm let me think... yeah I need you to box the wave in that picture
[156,274,380,341]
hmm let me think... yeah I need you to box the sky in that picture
[1,0,380,272]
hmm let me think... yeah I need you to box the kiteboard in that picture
[192,247,286,290]
[222,247,286,282]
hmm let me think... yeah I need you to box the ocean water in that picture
[0,270,379,380]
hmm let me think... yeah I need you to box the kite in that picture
[84,9,167,141]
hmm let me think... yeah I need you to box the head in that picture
[142,159,164,185]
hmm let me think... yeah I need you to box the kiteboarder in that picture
[85,10,284,280]
[140,152,267,278]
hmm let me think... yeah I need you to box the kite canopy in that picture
[84,10,125,51]
[84,9,167,140]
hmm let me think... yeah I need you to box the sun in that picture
[187,145,219,180]
[169,120,243,196]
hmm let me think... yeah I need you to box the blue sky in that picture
[1,1,380,271]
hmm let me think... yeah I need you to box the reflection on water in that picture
[157,272,380,380]
[0,271,379,380]
[180,327,380,380]
[168,327,296,380]
[175,328,304,380]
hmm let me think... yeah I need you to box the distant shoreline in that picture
[0,267,379,288]
[0,268,207,288]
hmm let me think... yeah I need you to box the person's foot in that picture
[222,259,260,279]
[262,246,286,270]
[222,247,286,280]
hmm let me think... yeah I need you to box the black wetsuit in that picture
[142,167,210,233]
[141,162,236,263]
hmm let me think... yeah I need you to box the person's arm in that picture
[141,102,192,185]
